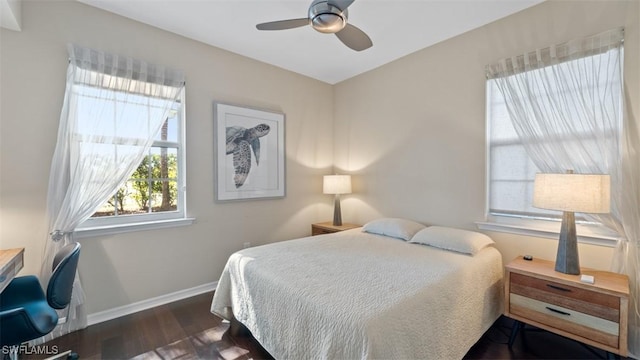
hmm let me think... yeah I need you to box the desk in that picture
[0,248,24,293]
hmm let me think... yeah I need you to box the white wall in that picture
[0,1,334,313]
[333,0,639,270]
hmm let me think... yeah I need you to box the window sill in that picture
[74,218,196,239]
[476,218,622,248]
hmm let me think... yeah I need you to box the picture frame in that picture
[214,102,285,201]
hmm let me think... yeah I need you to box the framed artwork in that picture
[214,103,285,201]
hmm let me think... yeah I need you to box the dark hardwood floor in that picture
[24,291,623,359]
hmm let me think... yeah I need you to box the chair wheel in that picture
[67,352,79,360]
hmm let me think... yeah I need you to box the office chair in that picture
[0,242,81,360]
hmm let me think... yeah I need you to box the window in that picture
[76,87,189,234]
[485,79,620,221]
[486,79,545,219]
[483,46,623,243]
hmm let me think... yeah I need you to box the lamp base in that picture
[555,211,580,275]
[333,194,342,226]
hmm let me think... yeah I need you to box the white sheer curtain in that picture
[487,27,639,356]
[613,83,640,357]
[38,44,185,342]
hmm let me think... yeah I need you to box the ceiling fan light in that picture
[308,0,348,34]
[312,13,346,33]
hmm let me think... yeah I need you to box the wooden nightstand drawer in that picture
[510,273,620,321]
[312,227,336,236]
[505,256,629,356]
[510,293,619,348]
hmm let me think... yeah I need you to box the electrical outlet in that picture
[243,242,251,249]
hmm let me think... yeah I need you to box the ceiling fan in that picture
[256,0,373,52]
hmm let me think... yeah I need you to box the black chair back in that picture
[46,242,81,309]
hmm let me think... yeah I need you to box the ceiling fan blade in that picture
[335,23,372,51]
[327,0,355,11]
[256,18,309,31]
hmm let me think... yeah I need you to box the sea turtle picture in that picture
[226,123,271,188]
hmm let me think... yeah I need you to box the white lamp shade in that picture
[323,175,352,195]
[533,173,610,213]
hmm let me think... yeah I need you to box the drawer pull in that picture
[546,284,572,292]
[546,306,571,316]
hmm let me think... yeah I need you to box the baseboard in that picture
[87,281,217,326]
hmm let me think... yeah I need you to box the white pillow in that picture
[362,218,426,241]
[409,226,494,255]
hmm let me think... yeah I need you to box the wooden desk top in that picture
[1,248,24,266]
[0,247,25,293]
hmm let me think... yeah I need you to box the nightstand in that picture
[504,256,629,357]
[311,221,360,236]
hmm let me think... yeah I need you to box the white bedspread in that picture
[211,229,503,359]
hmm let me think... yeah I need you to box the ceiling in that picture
[77,0,544,84]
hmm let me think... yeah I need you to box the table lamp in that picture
[532,171,610,274]
[323,175,352,226]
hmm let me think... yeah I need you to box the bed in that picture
[211,219,504,359]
